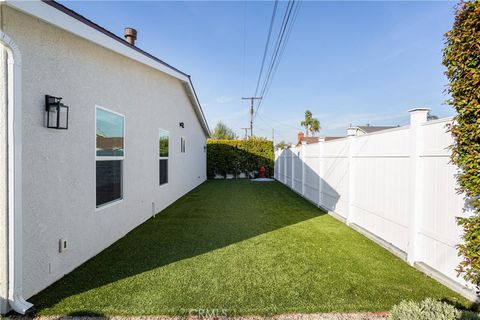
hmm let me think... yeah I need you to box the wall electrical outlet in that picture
[59,238,67,253]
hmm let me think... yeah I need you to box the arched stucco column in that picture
[0,36,8,315]
[0,30,33,315]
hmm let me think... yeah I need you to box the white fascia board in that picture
[184,79,211,137]
[4,0,211,137]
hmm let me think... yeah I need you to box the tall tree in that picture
[300,110,321,137]
[275,141,291,149]
[443,0,480,289]
[211,122,236,140]
[300,110,313,137]
[309,118,321,136]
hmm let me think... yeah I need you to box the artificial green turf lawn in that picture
[31,180,472,316]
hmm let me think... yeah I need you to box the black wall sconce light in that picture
[179,122,185,128]
[45,95,69,129]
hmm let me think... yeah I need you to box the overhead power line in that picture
[241,0,247,96]
[253,0,301,122]
[254,0,279,97]
[258,0,295,97]
[257,112,302,131]
[255,113,302,143]
[255,1,301,119]
[242,0,301,138]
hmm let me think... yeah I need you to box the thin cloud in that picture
[216,96,236,104]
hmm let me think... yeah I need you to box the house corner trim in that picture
[0,30,33,315]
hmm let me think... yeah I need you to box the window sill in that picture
[95,198,123,212]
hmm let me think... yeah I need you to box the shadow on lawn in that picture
[30,177,339,314]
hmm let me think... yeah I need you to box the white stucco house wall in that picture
[0,0,210,314]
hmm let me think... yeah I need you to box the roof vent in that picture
[124,27,137,45]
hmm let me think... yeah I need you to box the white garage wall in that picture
[274,109,476,301]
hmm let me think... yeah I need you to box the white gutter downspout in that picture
[0,30,33,314]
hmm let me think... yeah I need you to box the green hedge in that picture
[443,0,480,289]
[207,138,274,179]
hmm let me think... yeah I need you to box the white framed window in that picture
[181,137,186,153]
[159,129,169,185]
[95,106,124,208]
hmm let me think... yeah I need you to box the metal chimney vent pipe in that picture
[124,27,137,45]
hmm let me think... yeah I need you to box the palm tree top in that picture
[300,110,321,137]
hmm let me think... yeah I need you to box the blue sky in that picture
[61,0,457,143]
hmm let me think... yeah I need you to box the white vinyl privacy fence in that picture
[275,109,476,300]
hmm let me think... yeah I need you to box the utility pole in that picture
[240,128,249,140]
[242,97,262,137]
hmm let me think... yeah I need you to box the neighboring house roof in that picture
[294,125,398,146]
[4,0,211,136]
[325,136,344,141]
[298,137,320,145]
[356,125,397,134]
[96,136,124,151]
[295,133,344,146]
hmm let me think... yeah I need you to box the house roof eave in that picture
[4,0,211,137]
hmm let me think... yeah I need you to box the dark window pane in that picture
[96,160,122,206]
[160,159,168,185]
[181,137,185,153]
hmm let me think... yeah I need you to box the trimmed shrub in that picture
[207,138,274,179]
[391,299,458,320]
[390,299,478,320]
[443,0,480,289]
